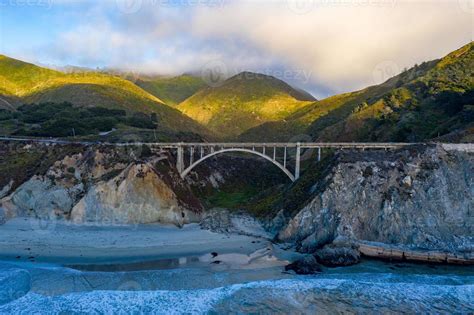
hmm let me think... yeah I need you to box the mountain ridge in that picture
[240,42,474,143]
[0,55,212,139]
[0,42,472,143]
[178,71,316,138]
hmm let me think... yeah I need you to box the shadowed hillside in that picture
[134,74,207,107]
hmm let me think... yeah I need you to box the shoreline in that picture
[0,217,298,268]
[0,217,472,268]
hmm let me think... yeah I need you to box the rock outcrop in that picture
[276,145,473,263]
[1,141,472,265]
[71,163,201,226]
[0,143,203,227]
[285,255,322,275]
[315,243,361,267]
[200,208,272,239]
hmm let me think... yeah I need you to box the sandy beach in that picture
[0,218,295,268]
[0,218,473,314]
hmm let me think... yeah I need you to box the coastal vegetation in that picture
[240,43,474,143]
[1,43,472,143]
[0,55,211,140]
[0,102,157,137]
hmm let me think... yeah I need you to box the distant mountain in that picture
[2,42,471,143]
[178,72,316,138]
[240,42,474,143]
[0,55,211,139]
[134,74,207,107]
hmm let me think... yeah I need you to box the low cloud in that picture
[192,0,472,94]
[3,0,472,97]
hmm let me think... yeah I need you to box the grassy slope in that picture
[0,55,212,138]
[241,42,474,142]
[315,42,474,142]
[239,85,398,141]
[135,75,207,107]
[178,72,315,138]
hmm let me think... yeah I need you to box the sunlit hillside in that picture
[0,55,212,139]
[240,42,474,143]
[178,72,315,138]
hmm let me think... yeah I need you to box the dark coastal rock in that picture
[315,245,361,267]
[200,208,233,233]
[200,208,272,239]
[277,145,474,260]
[285,255,322,275]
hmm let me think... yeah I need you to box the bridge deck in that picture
[2,136,471,182]
[0,136,417,149]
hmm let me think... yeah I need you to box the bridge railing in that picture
[0,137,421,150]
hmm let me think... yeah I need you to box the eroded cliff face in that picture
[1,141,472,263]
[276,145,473,258]
[0,143,203,226]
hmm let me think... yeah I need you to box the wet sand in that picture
[0,218,296,268]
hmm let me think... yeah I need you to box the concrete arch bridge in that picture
[0,137,415,182]
[152,142,412,182]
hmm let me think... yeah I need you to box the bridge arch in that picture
[180,148,296,182]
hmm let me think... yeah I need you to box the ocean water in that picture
[0,260,473,314]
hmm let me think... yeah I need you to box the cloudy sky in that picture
[0,0,472,98]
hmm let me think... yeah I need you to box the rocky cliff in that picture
[0,141,472,265]
[0,142,203,226]
[273,144,473,263]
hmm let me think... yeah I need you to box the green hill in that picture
[178,72,316,138]
[2,42,472,143]
[134,74,207,107]
[0,55,167,108]
[240,42,474,143]
[0,55,212,140]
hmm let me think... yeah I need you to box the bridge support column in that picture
[177,145,184,174]
[295,142,301,180]
[318,147,321,162]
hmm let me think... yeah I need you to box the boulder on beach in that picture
[285,255,322,275]
[315,244,361,267]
